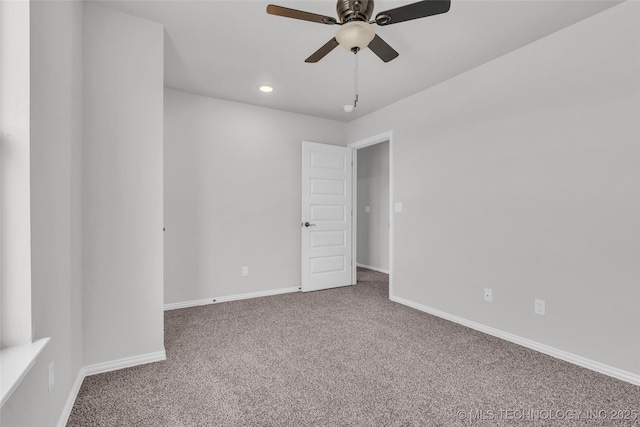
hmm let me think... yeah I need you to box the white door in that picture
[301,141,353,292]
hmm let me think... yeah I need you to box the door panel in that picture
[301,141,353,292]
[310,178,346,196]
[310,205,345,221]
[310,230,346,248]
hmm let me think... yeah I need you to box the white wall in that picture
[356,141,389,272]
[164,89,347,304]
[83,4,164,365]
[347,2,640,375]
[1,1,84,426]
[0,0,32,349]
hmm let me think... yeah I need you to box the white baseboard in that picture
[57,368,86,427]
[357,263,390,274]
[164,286,300,311]
[57,350,166,426]
[83,350,166,376]
[390,295,640,386]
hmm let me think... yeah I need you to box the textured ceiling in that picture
[93,0,620,122]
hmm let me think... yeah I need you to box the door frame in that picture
[347,130,394,297]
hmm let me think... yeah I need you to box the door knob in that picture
[303,222,316,227]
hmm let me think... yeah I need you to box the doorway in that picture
[348,131,393,297]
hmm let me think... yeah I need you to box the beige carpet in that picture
[68,268,640,426]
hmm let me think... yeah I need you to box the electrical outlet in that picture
[535,299,545,316]
[394,202,403,213]
[242,266,249,277]
[365,206,370,213]
[48,362,55,394]
[484,288,492,303]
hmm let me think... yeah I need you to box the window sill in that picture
[0,337,50,407]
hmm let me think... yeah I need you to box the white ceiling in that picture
[93,0,620,122]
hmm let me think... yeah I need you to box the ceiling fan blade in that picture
[368,34,399,63]
[375,0,450,26]
[305,38,340,63]
[267,4,337,25]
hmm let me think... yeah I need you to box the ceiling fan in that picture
[266,0,451,63]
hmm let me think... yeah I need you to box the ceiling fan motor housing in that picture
[337,0,375,23]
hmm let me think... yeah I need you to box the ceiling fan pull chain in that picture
[353,49,359,109]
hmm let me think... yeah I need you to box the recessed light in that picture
[259,85,274,93]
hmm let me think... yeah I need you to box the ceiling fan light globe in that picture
[335,21,375,51]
